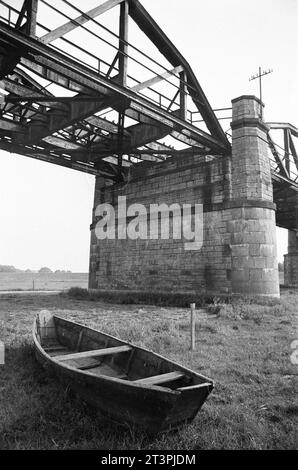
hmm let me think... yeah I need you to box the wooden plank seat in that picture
[134,371,185,386]
[54,345,132,362]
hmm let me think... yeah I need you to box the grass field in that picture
[0,290,297,450]
[0,271,285,292]
[0,272,88,291]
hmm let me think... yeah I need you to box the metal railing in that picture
[0,0,196,121]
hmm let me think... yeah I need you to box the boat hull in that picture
[33,314,213,434]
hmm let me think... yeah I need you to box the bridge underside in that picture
[0,1,297,191]
[274,183,298,230]
[270,122,298,230]
[0,0,231,183]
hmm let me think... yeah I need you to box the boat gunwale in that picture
[32,314,214,394]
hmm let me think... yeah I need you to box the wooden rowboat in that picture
[33,311,213,434]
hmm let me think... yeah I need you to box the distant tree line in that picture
[278,262,284,272]
[39,267,72,273]
[0,265,19,272]
[0,265,72,273]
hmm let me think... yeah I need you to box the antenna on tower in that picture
[249,67,273,118]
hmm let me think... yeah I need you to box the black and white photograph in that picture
[0,0,297,456]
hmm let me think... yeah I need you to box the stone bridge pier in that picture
[284,230,298,286]
[229,96,279,297]
[89,95,280,297]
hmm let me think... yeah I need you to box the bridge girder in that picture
[267,122,298,193]
[0,0,296,201]
[0,0,231,181]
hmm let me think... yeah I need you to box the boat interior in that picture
[35,312,211,391]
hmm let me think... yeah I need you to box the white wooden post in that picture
[190,303,196,351]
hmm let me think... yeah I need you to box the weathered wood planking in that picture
[55,345,132,362]
[33,313,213,433]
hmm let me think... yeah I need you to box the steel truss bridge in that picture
[0,0,297,214]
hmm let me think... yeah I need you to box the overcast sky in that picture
[0,0,297,271]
